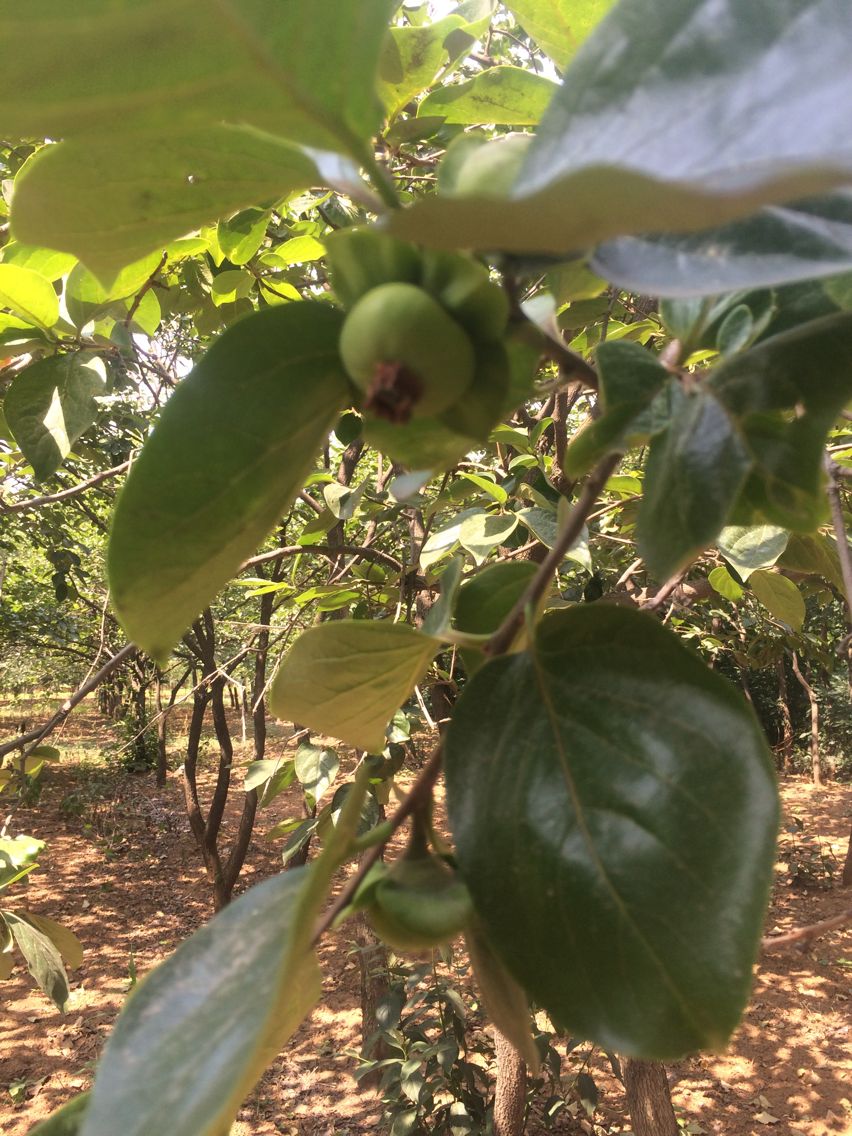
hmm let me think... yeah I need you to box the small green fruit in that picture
[439,339,510,440]
[368,853,473,952]
[340,282,475,423]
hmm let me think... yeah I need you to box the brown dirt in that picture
[1,701,850,1136]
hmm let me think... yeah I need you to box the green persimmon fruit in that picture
[368,853,473,952]
[439,339,510,439]
[340,282,475,422]
[420,251,509,344]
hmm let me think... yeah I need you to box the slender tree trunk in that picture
[623,1059,678,1136]
[154,670,168,786]
[492,1029,527,1136]
[842,823,852,886]
[791,652,821,785]
[777,657,794,775]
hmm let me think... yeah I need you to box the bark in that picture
[623,1059,678,1136]
[777,657,794,775]
[492,1029,527,1136]
[354,911,391,1086]
[842,822,852,887]
[791,652,821,785]
[154,671,168,786]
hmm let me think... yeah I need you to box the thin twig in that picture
[642,570,687,612]
[311,742,444,944]
[484,451,622,657]
[243,542,403,574]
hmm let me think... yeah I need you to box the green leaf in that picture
[78,870,321,1136]
[13,129,321,280]
[504,0,615,69]
[421,556,465,639]
[445,605,778,1058]
[65,255,164,328]
[30,1093,90,1136]
[749,570,806,631]
[717,526,789,581]
[592,193,852,297]
[378,16,470,118]
[294,742,340,805]
[4,910,71,1010]
[0,263,59,328]
[0,242,77,283]
[5,355,106,481]
[777,533,843,589]
[458,512,518,564]
[108,303,349,663]
[419,68,558,126]
[419,508,484,570]
[269,621,438,752]
[639,389,752,579]
[217,208,270,266]
[711,311,852,530]
[18,912,83,970]
[563,342,669,477]
[391,1,852,254]
[708,566,743,602]
[0,1,395,154]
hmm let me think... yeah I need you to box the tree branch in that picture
[0,462,130,514]
[0,643,136,761]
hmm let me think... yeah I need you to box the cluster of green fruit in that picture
[356,814,473,952]
[327,229,512,465]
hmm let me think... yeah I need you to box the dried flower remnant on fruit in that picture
[364,361,424,424]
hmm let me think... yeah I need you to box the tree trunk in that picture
[842,822,852,886]
[492,1029,526,1136]
[623,1059,678,1136]
[354,911,391,1087]
[777,657,793,774]
[791,652,821,785]
[154,671,168,786]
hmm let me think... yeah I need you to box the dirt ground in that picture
[1,701,850,1136]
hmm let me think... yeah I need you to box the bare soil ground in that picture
[1,699,850,1136]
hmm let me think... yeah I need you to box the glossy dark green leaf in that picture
[465,923,539,1069]
[5,355,106,481]
[711,311,852,530]
[78,869,320,1136]
[419,68,558,126]
[108,303,349,663]
[445,605,778,1058]
[0,1,395,155]
[13,129,320,280]
[391,1,852,255]
[270,621,439,752]
[564,342,668,477]
[592,193,852,297]
[638,388,752,580]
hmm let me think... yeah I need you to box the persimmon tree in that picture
[0,2,851,1134]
